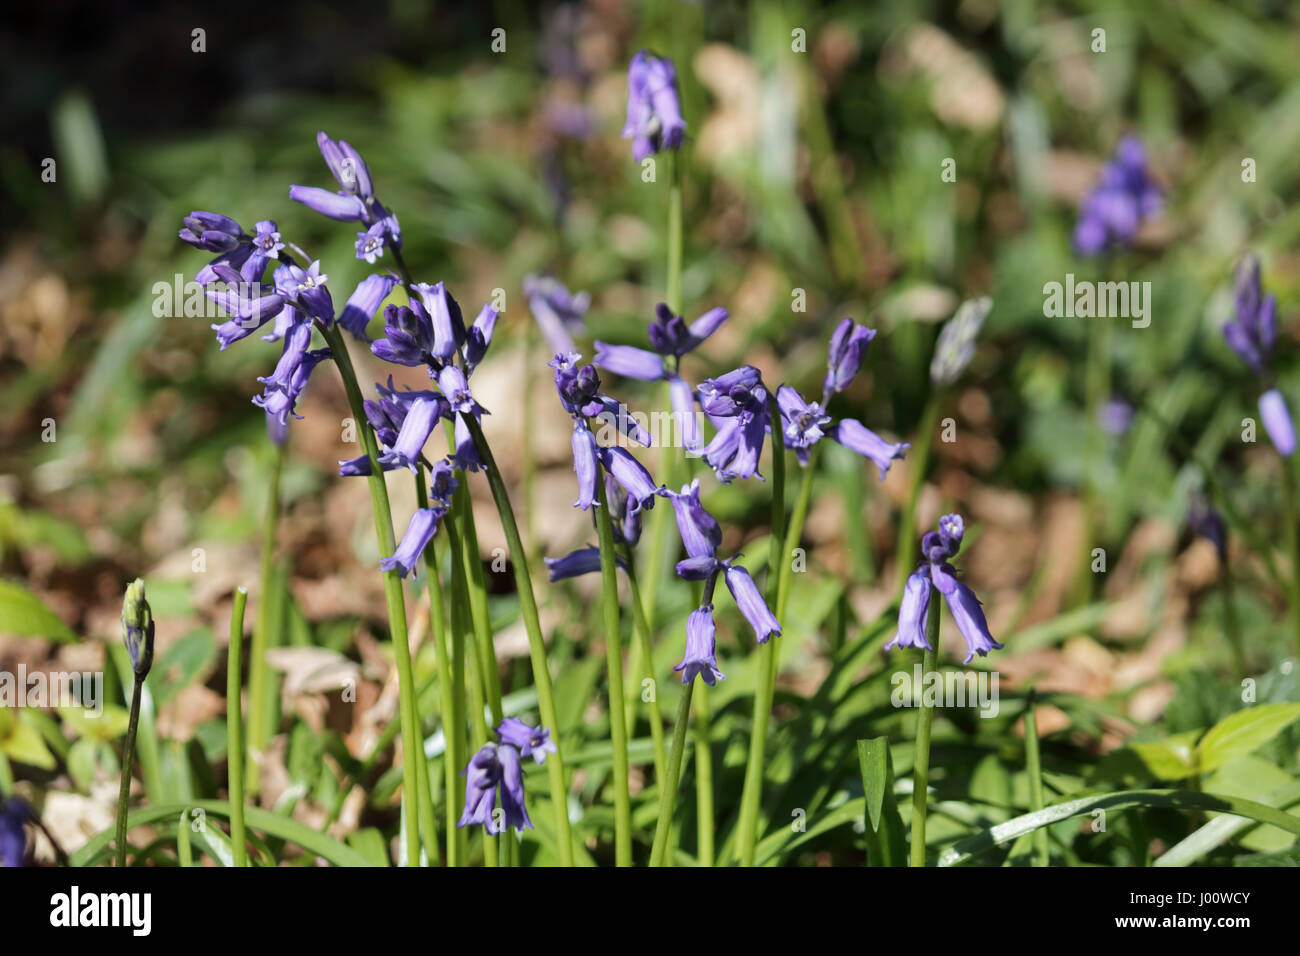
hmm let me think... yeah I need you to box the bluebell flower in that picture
[381,504,449,578]
[337,274,396,343]
[272,261,334,323]
[674,606,725,685]
[544,545,629,581]
[887,513,1002,664]
[413,281,466,364]
[823,318,876,401]
[1221,254,1295,458]
[463,303,499,375]
[776,385,909,477]
[551,353,661,507]
[595,303,728,451]
[495,718,558,765]
[291,131,401,241]
[459,721,550,834]
[525,275,589,355]
[0,798,31,867]
[668,480,781,644]
[1073,135,1162,256]
[255,347,332,445]
[698,366,771,482]
[622,51,687,162]
[179,211,242,253]
[377,394,449,473]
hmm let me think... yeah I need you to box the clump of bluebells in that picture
[776,318,910,476]
[459,719,555,834]
[1222,254,1295,457]
[888,514,1002,664]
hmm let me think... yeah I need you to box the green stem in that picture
[1281,462,1300,658]
[694,681,714,866]
[1219,567,1247,681]
[896,394,941,597]
[594,477,632,865]
[318,322,421,867]
[1024,690,1048,867]
[247,441,283,795]
[650,677,695,867]
[226,586,249,867]
[624,556,668,788]
[458,495,504,725]
[910,589,941,867]
[463,414,574,865]
[776,446,820,620]
[667,154,683,314]
[115,672,145,867]
[734,396,787,866]
[417,472,458,866]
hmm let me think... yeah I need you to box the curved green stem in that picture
[463,414,574,865]
[650,676,694,867]
[416,470,453,866]
[694,681,714,866]
[1280,462,1300,657]
[319,322,421,867]
[910,589,941,867]
[226,587,249,867]
[1024,690,1048,867]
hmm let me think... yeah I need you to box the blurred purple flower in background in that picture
[1221,254,1295,457]
[1187,494,1227,562]
[1073,135,1162,256]
[622,50,686,162]
[525,275,590,355]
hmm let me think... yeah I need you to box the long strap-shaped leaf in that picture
[70,801,374,867]
[938,789,1300,867]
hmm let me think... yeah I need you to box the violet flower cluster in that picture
[459,718,555,834]
[887,514,1002,664]
[669,479,781,684]
[776,318,910,477]
[1221,254,1296,457]
[595,302,729,452]
[1072,135,1162,256]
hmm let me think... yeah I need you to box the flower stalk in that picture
[909,589,941,867]
[594,476,632,865]
[226,586,249,867]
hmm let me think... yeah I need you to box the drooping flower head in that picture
[698,366,771,482]
[669,480,781,645]
[772,319,910,474]
[887,513,1002,664]
[823,318,877,401]
[595,303,727,452]
[550,353,660,509]
[458,720,552,834]
[623,50,687,162]
[674,606,725,685]
[290,132,402,249]
[495,718,558,765]
[1073,135,1162,256]
[525,275,590,355]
